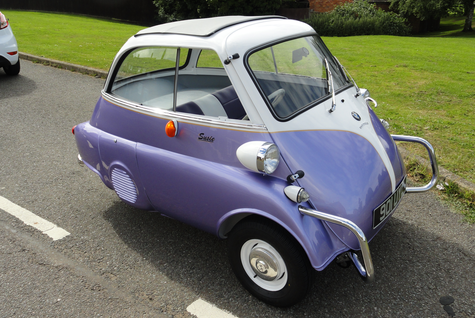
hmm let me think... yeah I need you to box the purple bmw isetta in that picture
[73,16,439,306]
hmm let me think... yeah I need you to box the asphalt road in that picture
[0,60,474,317]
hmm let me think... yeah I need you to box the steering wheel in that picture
[267,88,285,107]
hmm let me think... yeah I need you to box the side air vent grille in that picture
[111,168,137,204]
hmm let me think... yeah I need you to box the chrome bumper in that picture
[391,135,439,193]
[299,206,375,282]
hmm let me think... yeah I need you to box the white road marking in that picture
[187,299,238,318]
[0,196,70,240]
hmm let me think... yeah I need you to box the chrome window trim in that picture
[101,91,267,131]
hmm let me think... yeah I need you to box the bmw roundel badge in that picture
[351,111,361,121]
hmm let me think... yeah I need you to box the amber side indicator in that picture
[165,120,178,137]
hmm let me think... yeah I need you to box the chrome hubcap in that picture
[249,247,280,281]
[241,239,288,291]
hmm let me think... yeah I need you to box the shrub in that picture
[305,0,411,36]
[153,0,282,22]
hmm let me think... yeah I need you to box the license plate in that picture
[373,177,407,229]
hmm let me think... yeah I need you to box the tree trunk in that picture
[463,0,474,32]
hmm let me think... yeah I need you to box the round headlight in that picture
[257,143,280,175]
[236,141,280,175]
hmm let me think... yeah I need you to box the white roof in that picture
[135,16,286,37]
[122,17,316,55]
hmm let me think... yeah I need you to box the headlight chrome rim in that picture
[256,142,280,175]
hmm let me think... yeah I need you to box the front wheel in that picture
[227,218,313,307]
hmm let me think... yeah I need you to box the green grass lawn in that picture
[2,11,146,70]
[2,10,474,183]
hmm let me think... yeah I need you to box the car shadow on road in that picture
[102,196,475,318]
[0,71,37,99]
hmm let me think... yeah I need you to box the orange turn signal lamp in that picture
[165,120,178,137]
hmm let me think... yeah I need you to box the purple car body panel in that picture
[76,97,350,270]
[271,129,397,250]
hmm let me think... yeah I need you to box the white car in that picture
[0,11,20,76]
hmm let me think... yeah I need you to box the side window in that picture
[110,47,189,108]
[197,49,223,68]
[176,49,246,120]
[115,47,188,80]
[110,46,247,121]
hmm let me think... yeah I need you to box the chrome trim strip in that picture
[298,206,374,282]
[101,91,267,131]
[392,135,439,193]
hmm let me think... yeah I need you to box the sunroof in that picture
[135,16,285,37]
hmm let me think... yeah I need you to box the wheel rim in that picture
[240,239,288,291]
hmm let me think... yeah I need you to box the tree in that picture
[390,0,458,21]
[462,0,474,31]
[153,0,211,22]
[391,0,473,32]
[153,0,282,23]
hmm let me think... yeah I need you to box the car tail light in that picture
[0,13,8,30]
[7,51,17,56]
[72,125,76,135]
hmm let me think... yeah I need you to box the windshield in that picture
[248,36,349,119]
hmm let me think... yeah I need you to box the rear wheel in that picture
[4,59,20,76]
[227,218,312,307]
